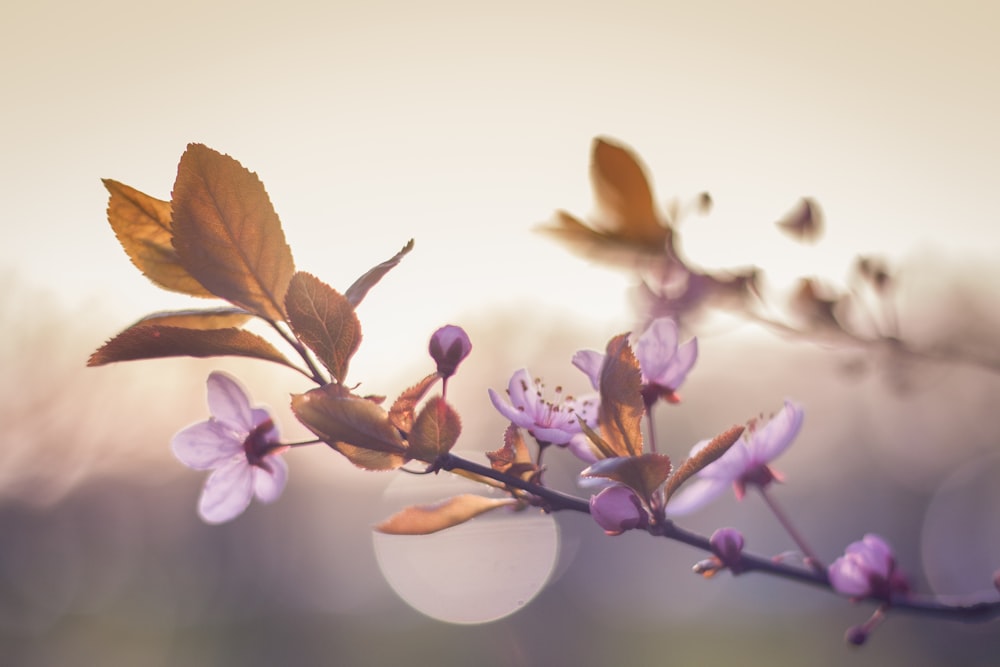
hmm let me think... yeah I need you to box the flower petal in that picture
[206,371,255,430]
[488,388,532,428]
[171,420,243,470]
[197,457,254,524]
[590,485,646,535]
[253,455,288,503]
[634,317,680,384]
[751,400,804,462]
[665,477,729,516]
[828,554,873,597]
[572,349,605,390]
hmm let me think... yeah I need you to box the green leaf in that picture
[87,324,294,367]
[581,453,672,507]
[103,179,215,297]
[171,144,295,321]
[407,396,461,462]
[374,494,516,535]
[344,239,414,307]
[291,384,409,466]
[597,333,645,457]
[285,271,361,383]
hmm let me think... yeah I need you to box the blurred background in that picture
[3,1,1000,665]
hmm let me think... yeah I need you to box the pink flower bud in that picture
[828,534,909,600]
[589,485,648,536]
[709,527,745,571]
[429,325,472,378]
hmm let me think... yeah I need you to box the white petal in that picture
[665,478,729,516]
[171,420,243,470]
[206,371,254,430]
[197,457,254,524]
[253,455,288,503]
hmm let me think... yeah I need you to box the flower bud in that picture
[429,325,472,378]
[709,527,745,571]
[589,485,648,536]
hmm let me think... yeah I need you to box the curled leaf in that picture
[103,179,213,297]
[171,144,295,321]
[87,325,293,368]
[486,424,538,482]
[407,396,462,463]
[374,494,516,535]
[388,372,441,433]
[344,239,414,307]
[581,453,672,507]
[285,271,361,383]
[663,425,744,501]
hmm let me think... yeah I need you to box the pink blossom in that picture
[666,400,803,516]
[488,368,598,446]
[429,324,472,378]
[573,317,698,404]
[828,534,909,599]
[172,371,288,524]
[589,485,648,535]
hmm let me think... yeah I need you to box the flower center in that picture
[243,418,277,471]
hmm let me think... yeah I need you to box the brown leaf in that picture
[374,494,516,535]
[291,384,408,459]
[406,396,461,463]
[87,325,293,367]
[344,239,414,307]
[591,137,668,247]
[171,144,295,321]
[131,307,252,330]
[581,453,672,507]
[388,373,441,433]
[663,425,744,502]
[486,424,540,482]
[327,441,409,471]
[285,272,361,383]
[776,197,824,243]
[596,333,645,457]
[103,179,213,297]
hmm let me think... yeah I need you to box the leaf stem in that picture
[268,319,328,385]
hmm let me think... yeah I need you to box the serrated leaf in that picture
[291,384,408,460]
[344,239,414,307]
[663,425,744,501]
[103,179,213,297]
[285,272,361,383]
[131,307,253,330]
[597,333,645,457]
[591,137,668,247]
[486,424,539,482]
[388,372,441,433]
[374,494,516,535]
[87,325,293,367]
[407,396,461,462]
[581,453,672,507]
[171,144,295,321]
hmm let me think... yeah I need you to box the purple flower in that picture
[429,324,472,378]
[573,317,698,405]
[489,368,598,447]
[828,534,909,599]
[589,485,649,535]
[666,400,803,516]
[172,371,288,524]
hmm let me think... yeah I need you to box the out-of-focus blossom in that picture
[172,371,288,524]
[428,324,472,378]
[710,527,746,570]
[589,485,649,536]
[666,400,803,516]
[828,534,909,600]
[488,369,598,447]
[573,317,698,405]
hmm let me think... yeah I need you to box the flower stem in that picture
[757,485,825,573]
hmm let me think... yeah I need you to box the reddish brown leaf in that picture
[486,424,539,482]
[327,441,409,471]
[103,179,213,297]
[581,453,672,507]
[131,307,252,330]
[591,137,668,247]
[171,144,295,321]
[374,494,516,535]
[87,325,293,367]
[285,272,361,383]
[291,384,408,459]
[664,425,744,502]
[344,239,414,307]
[407,396,461,463]
[388,373,441,433]
[597,333,645,457]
